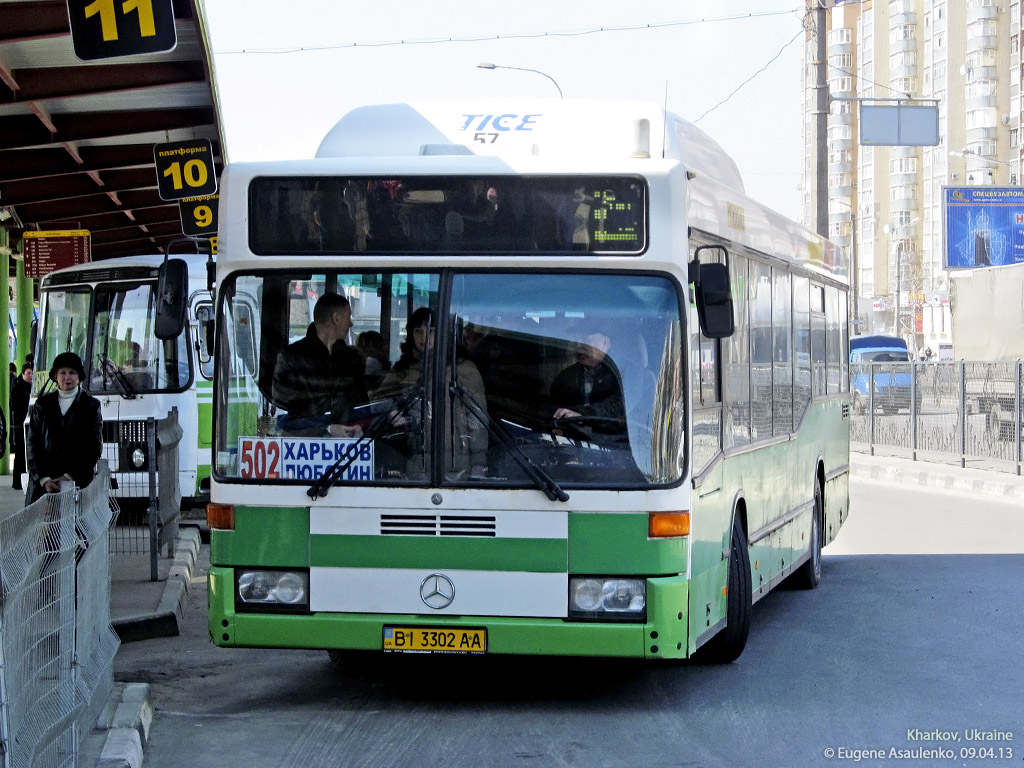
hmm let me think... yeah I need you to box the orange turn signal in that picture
[649,511,690,538]
[207,503,235,530]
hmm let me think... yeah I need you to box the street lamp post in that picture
[949,149,1018,184]
[477,62,563,99]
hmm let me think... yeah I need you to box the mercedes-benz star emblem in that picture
[419,574,455,610]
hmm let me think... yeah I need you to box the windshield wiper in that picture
[96,354,137,400]
[307,387,423,500]
[449,381,569,503]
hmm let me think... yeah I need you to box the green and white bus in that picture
[34,252,215,506]
[207,101,850,661]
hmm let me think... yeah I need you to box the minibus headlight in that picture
[568,577,646,622]
[237,570,309,611]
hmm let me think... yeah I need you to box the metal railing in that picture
[851,361,1023,475]
[109,409,183,580]
[0,464,119,768]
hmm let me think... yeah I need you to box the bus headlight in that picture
[568,577,646,621]
[237,569,309,611]
[131,448,147,469]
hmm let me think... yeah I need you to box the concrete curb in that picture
[851,453,1024,500]
[112,526,201,642]
[94,683,152,768]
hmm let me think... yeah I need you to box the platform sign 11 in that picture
[67,0,176,61]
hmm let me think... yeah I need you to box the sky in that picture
[200,1,808,221]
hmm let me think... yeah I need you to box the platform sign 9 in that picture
[154,139,217,201]
[180,194,218,237]
[67,0,176,61]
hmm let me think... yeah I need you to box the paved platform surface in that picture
[0,450,1021,767]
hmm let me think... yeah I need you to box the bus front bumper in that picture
[208,566,689,660]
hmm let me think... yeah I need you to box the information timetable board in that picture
[23,230,91,278]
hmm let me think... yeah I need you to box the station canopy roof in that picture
[0,0,224,267]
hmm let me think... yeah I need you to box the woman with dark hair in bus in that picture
[375,308,487,478]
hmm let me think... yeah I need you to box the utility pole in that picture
[850,211,859,333]
[814,0,829,239]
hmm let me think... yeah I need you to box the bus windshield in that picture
[215,271,685,488]
[37,283,191,395]
[34,288,91,396]
[90,284,191,393]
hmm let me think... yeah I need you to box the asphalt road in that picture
[114,477,1024,768]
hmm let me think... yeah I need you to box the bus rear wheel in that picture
[699,515,752,663]
[791,475,823,589]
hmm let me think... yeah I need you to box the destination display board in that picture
[23,230,91,278]
[237,436,373,481]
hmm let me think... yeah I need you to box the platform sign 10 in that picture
[154,140,217,201]
[67,0,176,61]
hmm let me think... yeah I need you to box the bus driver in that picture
[551,324,627,438]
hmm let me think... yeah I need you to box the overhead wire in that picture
[694,22,805,123]
[214,8,805,55]
[214,5,811,134]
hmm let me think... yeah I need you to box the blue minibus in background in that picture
[849,334,916,414]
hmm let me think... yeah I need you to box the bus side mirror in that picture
[155,258,189,340]
[690,247,735,339]
[30,319,38,358]
[206,251,216,294]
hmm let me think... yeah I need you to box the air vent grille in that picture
[380,514,497,537]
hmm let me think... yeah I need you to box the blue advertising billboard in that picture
[944,186,1024,268]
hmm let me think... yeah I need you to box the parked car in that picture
[850,334,920,414]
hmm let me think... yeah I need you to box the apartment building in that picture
[802,0,1021,355]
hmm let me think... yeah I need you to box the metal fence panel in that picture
[0,465,118,768]
[852,360,1023,475]
[109,409,182,582]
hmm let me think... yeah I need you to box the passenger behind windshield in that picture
[272,293,367,438]
[551,325,627,441]
[355,330,391,392]
[375,308,488,479]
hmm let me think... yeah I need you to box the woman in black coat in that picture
[25,352,102,505]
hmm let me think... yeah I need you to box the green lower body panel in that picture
[209,568,688,660]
